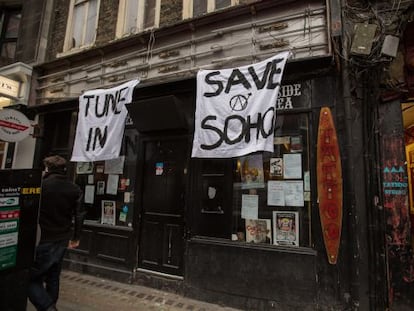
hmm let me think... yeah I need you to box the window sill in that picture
[57,44,95,58]
[83,220,133,231]
[188,236,317,256]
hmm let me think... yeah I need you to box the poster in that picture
[84,185,95,204]
[273,211,299,246]
[270,157,283,177]
[284,181,304,207]
[283,153,302,179]
[241,194,258,219]
[71,79,140,162]
[191,51,290,158]
[76,162,94,174]
[106,174,119,195]
[104,156,125,174]
[101,200,116,225]
[245,219,271,244]
[240,154,264,189]
[96,181,105,195]
[267,180,285,206]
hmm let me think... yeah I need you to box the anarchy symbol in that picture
[229,93,252,111]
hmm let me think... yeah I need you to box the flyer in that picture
[240,154,265,189]
[241,194,258,219]
[101,200,116,225]
[245,219,272,244]
[273,211,299,246]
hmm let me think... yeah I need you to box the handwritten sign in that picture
[191,52,290,158]
[71,80,139,162]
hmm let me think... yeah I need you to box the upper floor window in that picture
[116,0,160,37]
[0,9,21,65]
[183,0,239,19]
[64,0,99,52]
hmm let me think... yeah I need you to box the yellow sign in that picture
[21,187,41,195]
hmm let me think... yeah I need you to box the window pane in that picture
[84,0,98,44]
[215,0,231,10]
[1,42,16,61]
[144,0,156,29]
[125,0,139,33]
[5,13,20,39]
[72,2,86,47]
[193,0,207,17]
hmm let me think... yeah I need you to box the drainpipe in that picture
[340,9,370,311]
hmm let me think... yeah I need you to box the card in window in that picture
[101,200,116,226]
[270,157,283,177]
[283,153,302,179]
[245,219,272,244]
[76,162,94,174]
[273,211,299,246]
[290,136,303,152]
[240,154,265,189]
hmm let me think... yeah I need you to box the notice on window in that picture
[241,194,258,219]
[84,185,95,204]
[106,174,119,195]
[284,181,304,207]
[104,156,125,174]
[283,153,302,179]
[267,181,285,206]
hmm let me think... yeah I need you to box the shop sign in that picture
[0,75,19,99]
[316,107,343,265]
[71,79,140,162]
[192,51,290,158]
[0,108,31,142]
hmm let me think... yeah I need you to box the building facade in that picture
[26,0,414,310]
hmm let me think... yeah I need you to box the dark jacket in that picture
[39,170,84,243]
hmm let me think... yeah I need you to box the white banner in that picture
[71,80,139,162]
[191,51,290,158]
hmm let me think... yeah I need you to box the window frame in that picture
[116,0,161,38]
[63,0,100,53]
[0,8,21,64]
[182,0,239,19]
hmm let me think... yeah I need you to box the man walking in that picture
[28,155,85,311]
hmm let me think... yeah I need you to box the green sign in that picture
[0,198,20,271]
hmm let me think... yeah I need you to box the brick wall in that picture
[160,0,183,26]
[95,0,118,46]
[46,0,68,61]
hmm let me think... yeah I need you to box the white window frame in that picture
[182,0,239,19]
[116,0,161,38]
[63,0,100,52]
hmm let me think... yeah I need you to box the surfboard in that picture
[317,107,343,265]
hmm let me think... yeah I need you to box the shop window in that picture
[116,0,160,37]
[182,0,239,19]
[232,113,311,246]
[63,0,99,52]
[75,128,138,228]
[195,112,311,247]
[0,9,21,65]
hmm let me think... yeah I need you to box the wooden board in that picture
[317,107,343,265]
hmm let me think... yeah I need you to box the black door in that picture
[138,136,187,275]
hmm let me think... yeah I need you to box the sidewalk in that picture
[27,270,241,311]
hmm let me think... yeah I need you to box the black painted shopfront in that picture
[32,59,356,309]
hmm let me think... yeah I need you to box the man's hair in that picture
[43,155,67,171]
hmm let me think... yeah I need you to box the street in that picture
[26,270,241,311]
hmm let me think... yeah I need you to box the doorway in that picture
[138,136,188,276]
